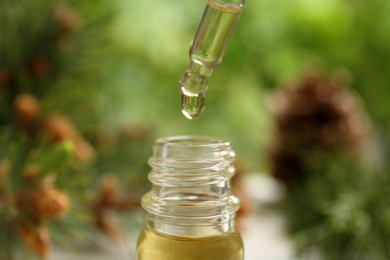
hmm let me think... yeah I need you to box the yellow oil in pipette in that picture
[180,0,245,119]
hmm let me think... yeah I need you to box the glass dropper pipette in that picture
[180,0,245,119]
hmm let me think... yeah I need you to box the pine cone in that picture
[53,2,81,31]
[41,114,78,142]
[92,175,141,239]
[92,175,123,239]
[41,114,95,163]
[96,175,122,208]
[30,187,70,219]
[14,94,41,127]
[0,69,11,88]
[22,164,40,183]
[17,222,51,257]
[0,160,10,195]
[232,160,253,231]
[121,123,152,140]
[28,56,51,78]
[232,160,253,217]
[269,70,371,187]
[17,185,70,220]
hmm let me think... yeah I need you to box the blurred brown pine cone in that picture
[0,69,11,87]
[232,160,253,231]
[93,175,123,239]
[28,56,51,79]
[17,222,51,257]
[96,175,122,209]
[14,94,41,127]
[0,160,10,196]
[53,2,81,31]
[92,174,141,239]
[268,70,372,187]
[29,187,70,220]
[41,114,95,163]
[18,188,70,221]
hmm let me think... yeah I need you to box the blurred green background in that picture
[2,0,390,258]
[72,0,390,171]
[2,0,390,172]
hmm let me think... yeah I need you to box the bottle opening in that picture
[152,136,234,162]
[156,136,228,146]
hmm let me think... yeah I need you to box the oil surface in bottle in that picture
[181,0,243,120]
[137,227,244,260]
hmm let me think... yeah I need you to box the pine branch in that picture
[283,153,390,260]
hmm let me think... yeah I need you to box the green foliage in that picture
[283,153,390,259]
[0,0,113,124]
[0,129,82,259]
[0,0,151,258]
[111,0,272,170]
[237,0,390,141]
[108,0,390,169]
[91,126,154,193]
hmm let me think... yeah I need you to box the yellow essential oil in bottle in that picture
[136,136,244,260]
[137,228,243,260]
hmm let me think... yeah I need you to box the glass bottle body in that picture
[136,136,243,260]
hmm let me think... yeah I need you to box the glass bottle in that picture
[136,136,244,260]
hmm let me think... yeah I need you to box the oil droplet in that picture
[181,93,205,120]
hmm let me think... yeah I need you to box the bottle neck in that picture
[145,213,238,238]
[142,184,240,238]
[141,136,241,238]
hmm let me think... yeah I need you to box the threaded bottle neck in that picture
[142,136,241,238]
